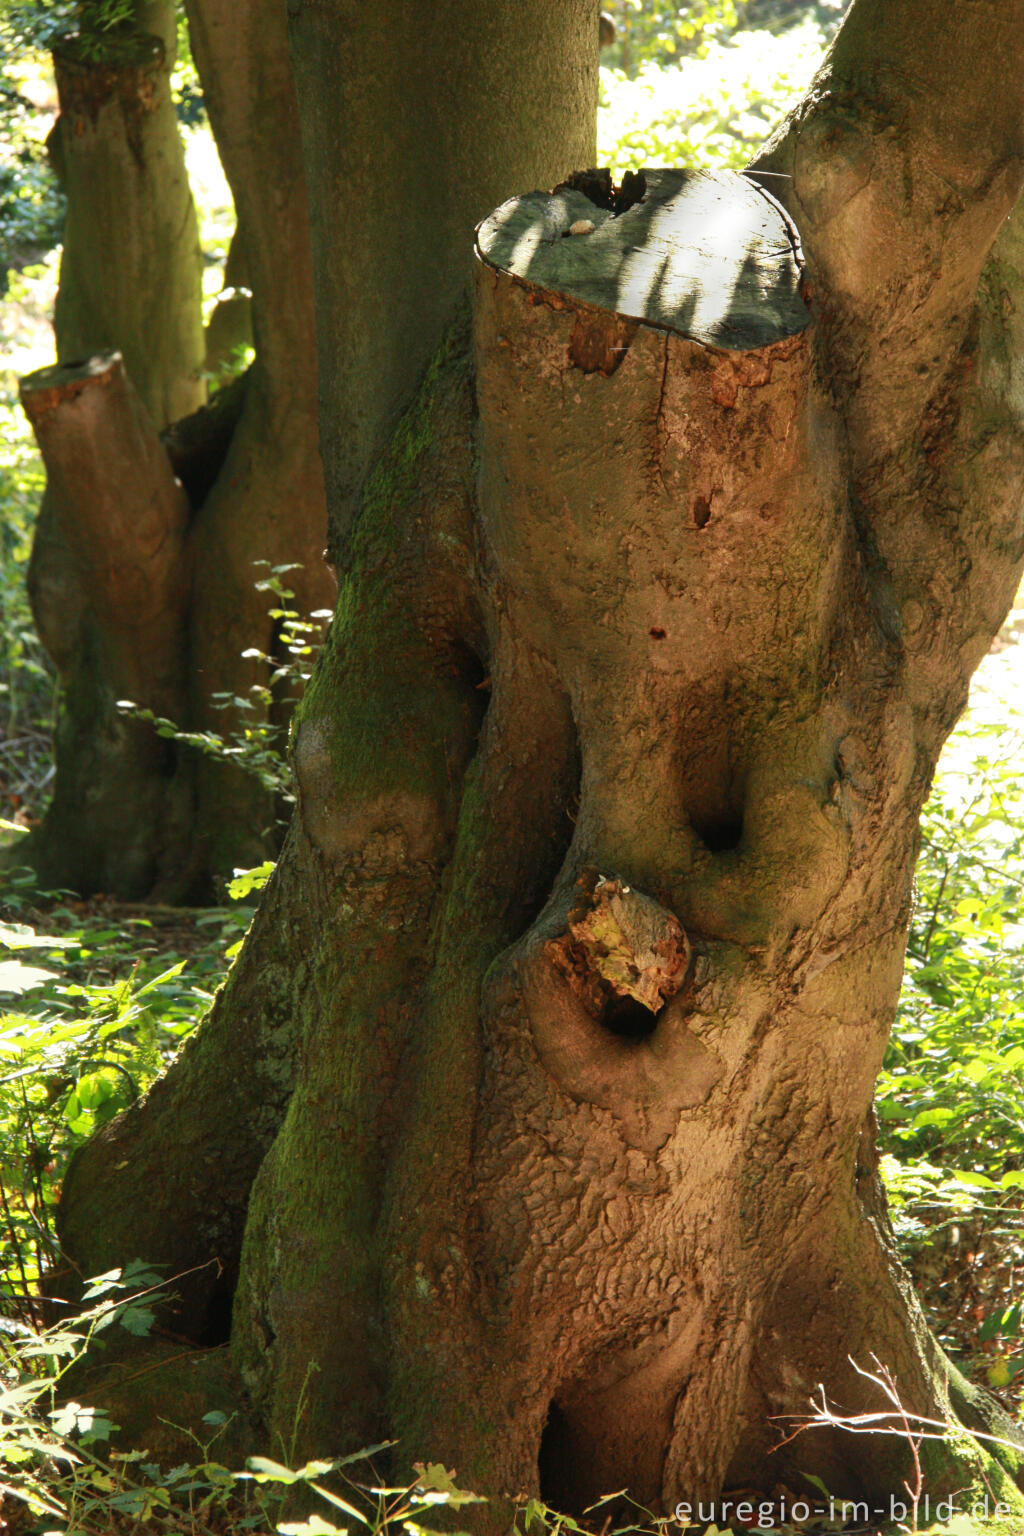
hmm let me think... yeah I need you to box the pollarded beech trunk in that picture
[18,13,208,895]
[56,0,1024,1520]
[16,0,331,896]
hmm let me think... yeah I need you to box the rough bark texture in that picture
[56,0,1024,1522]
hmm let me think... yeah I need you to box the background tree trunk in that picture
[180,0,333,881]
[51,15,204,429]
[20,5,207,896]
[55,0,1024,1519]
[16,0,329,895]
[20,354,191,896]
[287,0,599,555]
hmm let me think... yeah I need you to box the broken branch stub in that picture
[549,869,691,1018]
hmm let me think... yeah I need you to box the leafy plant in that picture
[120,561,331,810]
[875,624,1024,1400]
[600,0,746,76]
[1,0,136,57]
[0,882,246,1300]
[0,1278,485,1536]
[878,653,1024,1185]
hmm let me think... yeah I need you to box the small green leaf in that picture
[951,1170,997,1189]
[118,1303,156,1337]
[228,862,275,900]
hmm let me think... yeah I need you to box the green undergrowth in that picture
[875,617,1024,1402]
[597,0,847,175]
[0,875,251,1301]
[599,18,834,173]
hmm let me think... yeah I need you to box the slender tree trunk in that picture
[54,0,1024,1519]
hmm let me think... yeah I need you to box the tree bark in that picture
[287,0,598,555]
[18,8,207,895]
[20,354,191,896]
[51,23,204,429]
[54,0,1024,1519]
[179,0,333,880]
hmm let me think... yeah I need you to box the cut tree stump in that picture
[21,352,190,721]
[19,352,192,897]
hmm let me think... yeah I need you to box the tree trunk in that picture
[51,20,204,429]
[164,0,332,881]
[55,0,1024,1520]
[18,9,207,895]
[21,354,192,896]
[17,0,329,896]
[287,0,599,555]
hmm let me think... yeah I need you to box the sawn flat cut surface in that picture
[476,168,808,352]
